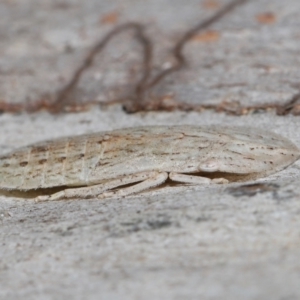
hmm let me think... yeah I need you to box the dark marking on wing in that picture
[38,159,47,164]
[31,146,48,153]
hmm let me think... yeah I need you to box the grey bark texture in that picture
[1,0,300,299]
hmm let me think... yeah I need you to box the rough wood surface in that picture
[1,1,300,299]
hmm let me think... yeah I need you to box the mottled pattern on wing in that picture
[0,125,299,190]
[206,126,300,175]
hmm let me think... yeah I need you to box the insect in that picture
[0,125,299,201]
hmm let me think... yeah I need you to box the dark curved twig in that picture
[54,22,152,112]
[146,0,250,89]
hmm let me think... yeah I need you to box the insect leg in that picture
[36,171,167,201]
[169,172,228,184]
[98,171,168,199]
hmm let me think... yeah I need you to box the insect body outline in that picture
[0,125,299,201]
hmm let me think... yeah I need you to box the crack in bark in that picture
[55,22,153,113]
[1,0,299,116]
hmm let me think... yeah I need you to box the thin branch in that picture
[54,22,152,112]
[146,0,250,89]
